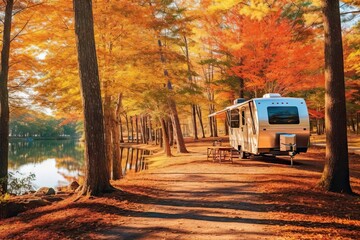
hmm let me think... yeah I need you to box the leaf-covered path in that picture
[1,140,360,239]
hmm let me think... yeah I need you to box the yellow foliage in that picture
[303,13,322,26]
[207,0,240,12]
[239,0,273,20]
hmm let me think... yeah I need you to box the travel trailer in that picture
[209,93,310,164]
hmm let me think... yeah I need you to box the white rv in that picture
[209,93,310,163]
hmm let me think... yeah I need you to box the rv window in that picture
[267,107,300,124]
[230,109,240,128]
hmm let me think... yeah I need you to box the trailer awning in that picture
[208,108,229,117]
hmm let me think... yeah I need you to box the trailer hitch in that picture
[281,143,297,166]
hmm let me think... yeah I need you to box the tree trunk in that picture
[168,118,174,146]
[124,112,130,142]
[115,94,124,144]
[196,105,206,138]
[0,0,14,194]
[155,128,158,145]
[119,114,124,143]
[357,112,359,135]
[316,118,321,135]
[209,115,214,137]
[135,149,140,172]
[125,148,130,174]
[112,108,122,180]
[191,104,198,140]
[183,35,198,141]
[318,0,352,194]
[161,118,172,157]
[73,0,112,195]
[238,76,244,98]
[211,102,218,137]
[350,115,356,133]
[157,38,188,153]
[104,94,113,179]
[130,116,134,143]
[135,115,139,144]
[129,148,134,170]
[159,128,163,148]
[139,115,144,143]
[143,115,148,144]
[169,99,189,153]
[148,117,153,142]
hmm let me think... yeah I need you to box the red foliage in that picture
[211,9,324,95]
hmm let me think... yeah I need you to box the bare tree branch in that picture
[10,16,32,42]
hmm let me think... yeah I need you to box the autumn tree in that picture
[0,0,14,194]
[211,6,323,97]
[149,0,189,153]
[318,0,352,193]
[343,16,360,133]
[73,0,113,195]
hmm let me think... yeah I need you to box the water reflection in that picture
[8,140,151,189]
[9,140,84,189]
[121,147,151,176]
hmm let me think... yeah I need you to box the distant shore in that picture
[9,137,80,141]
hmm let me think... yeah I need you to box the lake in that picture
[8,139,150,191]
[8,139,84,190]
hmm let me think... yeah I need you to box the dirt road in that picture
[1,141,359,239]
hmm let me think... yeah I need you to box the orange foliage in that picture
[209,8,324,96]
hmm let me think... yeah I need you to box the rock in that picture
[0,198,51,219]
[0,202,26,219]
[69,181,80,191]
[42,196,64,203]
[26,199,50,208]
[34,187,56,196]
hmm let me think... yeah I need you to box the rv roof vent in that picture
[262,93,282,98]
[234,98,246,104]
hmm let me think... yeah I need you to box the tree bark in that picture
[350,115,356,133]
[124,112,130,142]
[116,97,124,143]
[148,117,153,142]
[238,76,244,98]
[112,108,122,180]
[130,116,134,143]
[73,0,112,195]
[318,0,352,194]
[159,128,163,148]
[139,115,144,143]
[209,114,214,137]
[168,118,174,146]
[196,105,206,138]
[135,115,139,144]
[191,104,198,140]
[161,118,172,157]
[104,94,113,180]
[357,112,359,135]
[0,0,14,194]
[169,99,189,153]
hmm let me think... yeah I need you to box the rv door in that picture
[241,107,249,150]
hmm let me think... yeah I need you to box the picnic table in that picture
[207,146,236,163]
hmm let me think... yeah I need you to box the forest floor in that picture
[1,137,360,240]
